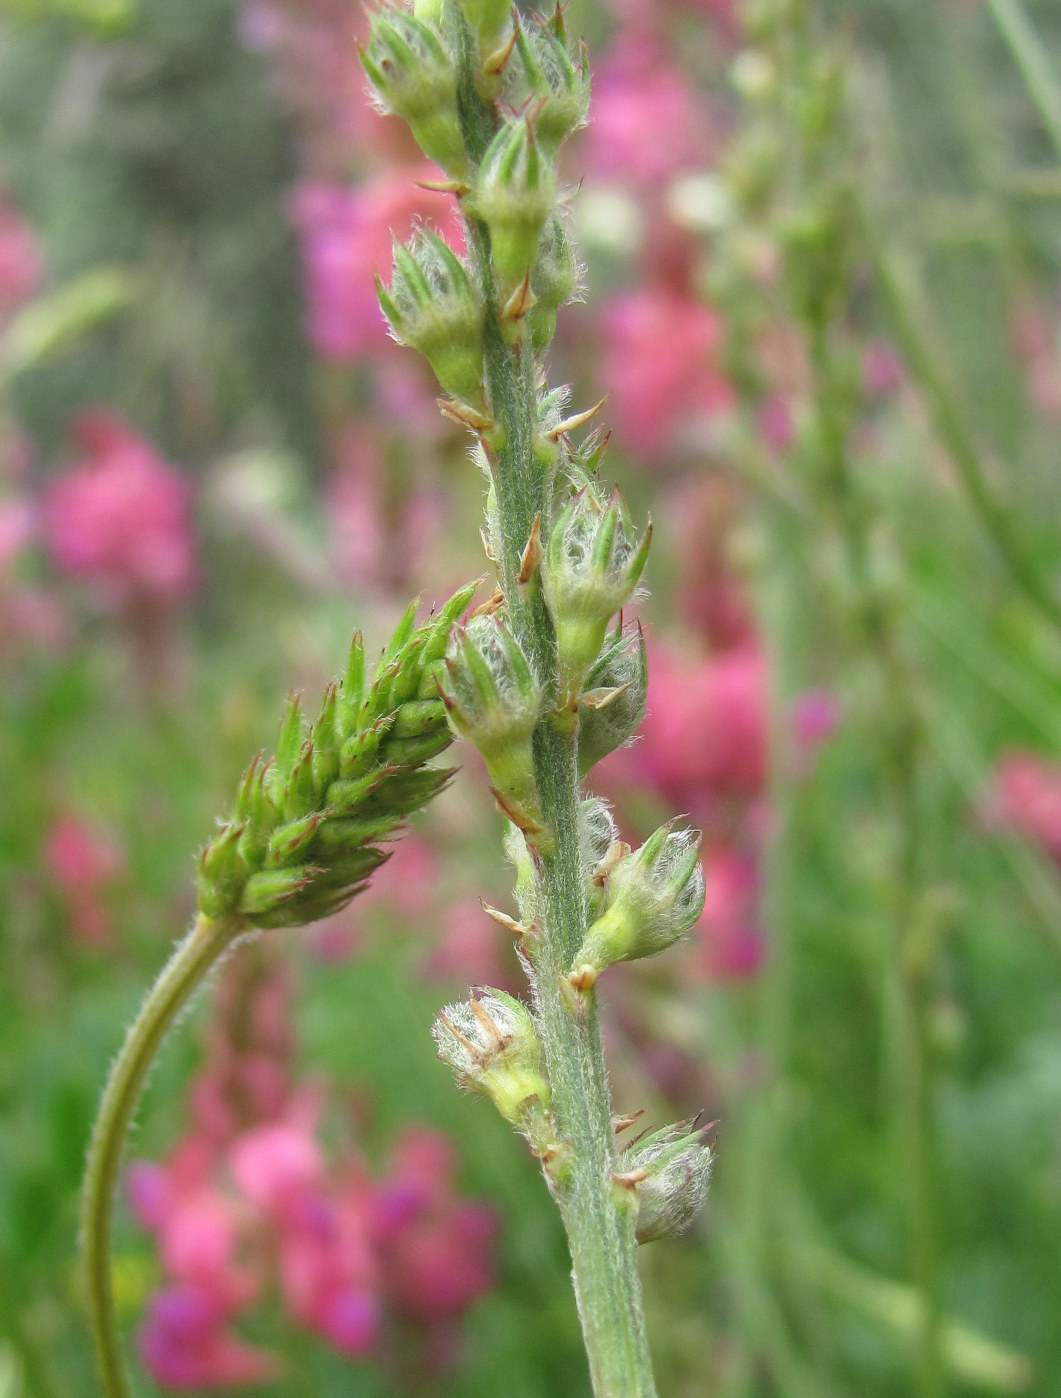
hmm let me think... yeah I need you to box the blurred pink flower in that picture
[42,411,196,611]
[632,638,767,815]
[689,844,765,979]
[984,751,1061,864]
[291,172,453,361]
[756,392,795,453]
[862,339,903,401]
[44,812,123,947]
[420,895,521,993]
[792,688,840,753]
[584,39,716,187]
[0,193,43,321]
[138,1285,276,1390]
[600,289,733,459]
[375,1128,498,1327]
[131,947,496,1382]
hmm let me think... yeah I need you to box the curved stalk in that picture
[80,913,242,1398]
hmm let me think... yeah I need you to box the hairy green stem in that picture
[474,217,657,1398]
[80,913,241,1398]
[453,22,656,1394]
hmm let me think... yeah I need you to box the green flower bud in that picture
[457,0,511,51]
[577,623,648,774]
[439,614,541,825]
[433,988,552,1143]
[570,822,705,987]
[622,1118,713,1243]
[507,15,590,155]
[360,10,466,175]
[377,229,485,405]
[472,117,557,293]
[542,488,652,699]
[578,797,621,919]
[529,213,581,351]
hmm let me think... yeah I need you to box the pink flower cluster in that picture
[984,751,1061,864]
[44,812,123,948]
[290,173,455,363]
[43,411,196,612]
[0,190,43,321]
[130,944,496,1389]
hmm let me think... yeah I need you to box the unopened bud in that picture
[457,0,511,51]
[377,230,484,404]
[542,488,652,699]
[507,16,590,155]
[433,988,552,1145]
[622,1119,713,1243]
[361,11,466,175]
[578,798,621,919]
[570,822,704,987]
[472,118,557,293]
[439,614,541,824]
[577,624,647,774]
[529,212,581,351]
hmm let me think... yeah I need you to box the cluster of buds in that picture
[197,582,476,929]
[569,822,706,992]
[432,988,555,1158]
[363,0,713,1257]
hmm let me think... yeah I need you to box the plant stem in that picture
[474,222,657,1398]
[865,223,1061,635]
[452,24,657,1394]
[80,912,241,1398]
[986,0,1061,165]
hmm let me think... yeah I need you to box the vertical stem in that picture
[806,318,945,1398]
[80,913,241,1398]
[452,19,657,1393]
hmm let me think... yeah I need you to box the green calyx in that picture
[360,9,467,175]
[577,622,648,775]
[438,612,542,828]
[506,14,591,156]
[529,212,581,352]
[377,229,485,405]
[432,987,553,1147]
[472,117,558,294]
[569,822,705,988]
[197,582,478,929]
[621,1118,714,1244]
[542,486,653,700]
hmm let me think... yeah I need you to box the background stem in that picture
[80,913,241,1398]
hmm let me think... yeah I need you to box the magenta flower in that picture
[138,1285,276,1390]
[44,811,124,948]
[0,192,43,321]
[290,171,455,361]
[600,289,733,460]
[42,411,197,611]
[984,751,1061,864]
[583,39,716,188]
